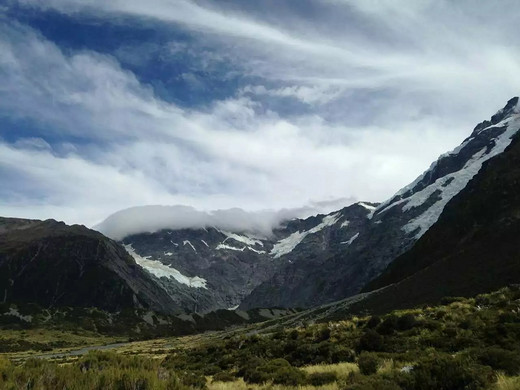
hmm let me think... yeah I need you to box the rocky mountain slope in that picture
[0,218,180,314]
[239,97,520,309]
[111,203,376,313]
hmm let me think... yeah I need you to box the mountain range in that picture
[1,97,519,318]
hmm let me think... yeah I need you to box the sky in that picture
[2,0,520,230]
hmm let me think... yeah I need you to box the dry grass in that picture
[302,362,358,379]
[209,378,339,390]
[209,362,358,390]
[495,373,520,390]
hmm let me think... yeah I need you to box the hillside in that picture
[358,109,520,313]
[0,217,180,314]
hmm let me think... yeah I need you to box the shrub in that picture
[308,372,337,386]
[397,314,417,331]
[476,347,520,375]
[272,366,307,386]
[377,315,398,335]
[358,330,384,352]
[408,354,493,390]
[366,316,381,329]
[358,352,380,375]
[212,371,236,383]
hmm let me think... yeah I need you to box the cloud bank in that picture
[1,1,520,227]
[95,203,352,241]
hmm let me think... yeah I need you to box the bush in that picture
[408,354,493,390]
[476,347,520,375]
[272,366,307,386]
[358,352,380,375]
[397,314,417,331]
[365,316,381,329]
[308,372,337,386]
[358,330,384,352]
[212,371,236,383]
[377,315,398,335]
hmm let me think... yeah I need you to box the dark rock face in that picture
[240,97,520,309]
[0,218,180,314]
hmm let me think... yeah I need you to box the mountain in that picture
[0,217,180,314]
[108,203,376,313]
[98,97,520,313]
[354,99,520,313]
[240,97,520,309]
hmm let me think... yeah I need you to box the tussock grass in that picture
[209,377,339,390]
[495,373,520,390]
[302,362,358,379]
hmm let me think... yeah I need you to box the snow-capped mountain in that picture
[98,97,520,313]
[108,202,376,313]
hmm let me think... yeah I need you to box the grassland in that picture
[1,286,519,389]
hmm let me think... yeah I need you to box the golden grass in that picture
[302,362,358,379]
[208,362,359,390]
[495,373,520,390]
[209,378,339,390]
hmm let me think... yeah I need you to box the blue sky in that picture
[2,0,520,227]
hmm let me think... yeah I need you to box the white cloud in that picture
[96,204,349,241]
[2,1,520,228]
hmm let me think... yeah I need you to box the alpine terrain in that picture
[91,97,520,313]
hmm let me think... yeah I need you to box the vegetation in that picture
[0,286,519,389]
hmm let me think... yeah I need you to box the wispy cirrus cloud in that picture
[1,1,520,229]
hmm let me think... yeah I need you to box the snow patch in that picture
[270,213,340,258]
[183,240,197,252]
[216,243,245,251]
[247,246,266,254]
[200,239,209,247]
[341,232,359,245]
[124,245,207,289]
[164,252,173,256]
[220,231,264,247]
[340,219,350,228]
[227,305,239,310]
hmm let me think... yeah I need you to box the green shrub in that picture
[408,354,493,390]
[397,314,417,331]
[358,330,384,352]
[212,371,236,383]
[271,366,307,386]
[476,347,520,375]
[365,316,381,329]
[377,315,398,335]
[308,372,337,386]
[358,352,380,375]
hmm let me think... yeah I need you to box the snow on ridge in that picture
[216,243,245,251]
[270,213,340,258]
[183,240,197,252]
[201,239,209,247]
[124,245,207,289]
[247,246,266,254]
[374,111,520,221]
[341,232,359,245]
[358,202,376,211]
[220,231,264,247]
[403,116,520,239]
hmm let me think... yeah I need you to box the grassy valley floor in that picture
[1,286,520,389]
